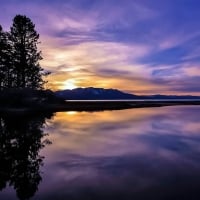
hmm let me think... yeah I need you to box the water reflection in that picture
[0,113,53,200]
[1,106,200,199]
[40,106,200,200]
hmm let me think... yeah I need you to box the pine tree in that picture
[0,25,10,89]
[0,25,14,90]
[0,25,5,89]
[10,15,45,89]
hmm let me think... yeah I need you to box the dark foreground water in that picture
[1,106,200,200]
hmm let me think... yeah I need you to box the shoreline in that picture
[1,100,200,116]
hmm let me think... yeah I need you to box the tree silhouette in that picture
[0,26,13,89]
[0,15,50,90]
[10,15,46,89]
[0,25,6,89]
[0,113,53,200]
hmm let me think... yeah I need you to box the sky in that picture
[1,0,200,95]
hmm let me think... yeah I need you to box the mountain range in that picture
[55,87,200,100]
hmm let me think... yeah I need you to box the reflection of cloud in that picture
[44,152,200,199]
[46,106,200,160]
[41,106,200,199]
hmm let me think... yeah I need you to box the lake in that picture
[1,105,200,199]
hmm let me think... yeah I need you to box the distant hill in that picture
[55,87,137,100]
[55,87,200,100]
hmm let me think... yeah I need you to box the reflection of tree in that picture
[0,113,53,200]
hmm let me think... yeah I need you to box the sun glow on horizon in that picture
[62,79,78,90]
[66,111,77,115]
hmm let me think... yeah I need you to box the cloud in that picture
[41,35,200,94]
[1,0,200,94]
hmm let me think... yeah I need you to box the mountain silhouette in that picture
[55,87,137,100]
[55,87,200,100]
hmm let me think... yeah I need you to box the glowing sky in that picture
[1,0,200,94]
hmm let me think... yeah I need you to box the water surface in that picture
[1,106,200,199]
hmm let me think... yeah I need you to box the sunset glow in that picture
[1,0,200,95]
[1,1,200,199]
[62,79,78,90]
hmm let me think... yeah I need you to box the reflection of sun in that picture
[62,79,77,90]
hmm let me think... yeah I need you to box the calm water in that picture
[1,106,200,199]
[67,99,200,102]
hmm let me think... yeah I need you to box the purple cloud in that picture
[1,0,200,94]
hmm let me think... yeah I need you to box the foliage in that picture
[0,25,13,89]
[0,114,53,200]
[0,15,48,90]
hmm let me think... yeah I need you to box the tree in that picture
[0,113,53,199]
[0,25,12,89]
[0,25,5,89]
[10,15,46,89]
